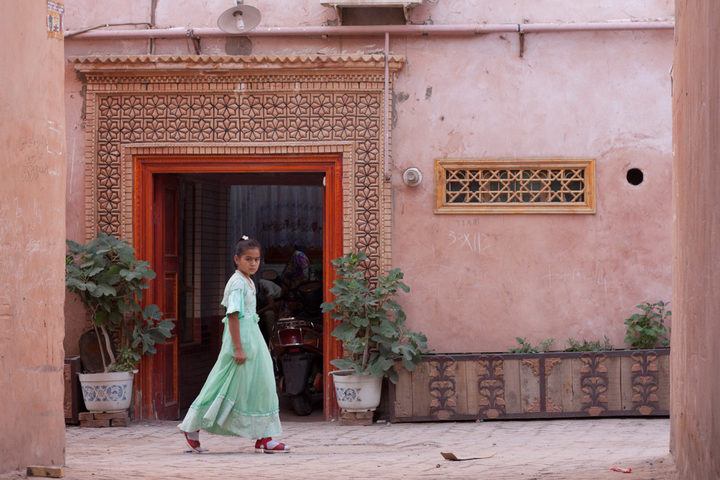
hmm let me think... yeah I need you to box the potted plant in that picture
[321,252,427,412]
[65,233,174,412]
[624,300,671,349]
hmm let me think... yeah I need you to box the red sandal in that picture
[254,437,291,453]
[181,429,208,453]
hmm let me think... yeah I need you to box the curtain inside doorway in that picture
[228,185,323,251]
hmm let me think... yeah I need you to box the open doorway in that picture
[172,172,325,419]
[133,154,343,421]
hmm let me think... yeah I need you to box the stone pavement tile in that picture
[1,417,676,480]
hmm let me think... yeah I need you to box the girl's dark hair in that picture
[235,235,261,256]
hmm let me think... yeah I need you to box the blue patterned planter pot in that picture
[330,370,382,412]
[78,371,134,413]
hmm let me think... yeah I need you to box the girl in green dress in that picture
[179,236,290,453]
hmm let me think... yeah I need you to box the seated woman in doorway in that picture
[178,235,291,453]
[279,245,310,291]
[256,272,282,344]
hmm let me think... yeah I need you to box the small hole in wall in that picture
[626,168,644,186]
[226,36,252,55]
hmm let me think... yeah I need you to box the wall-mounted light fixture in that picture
[217,0,262,34]
[402,167,423,186]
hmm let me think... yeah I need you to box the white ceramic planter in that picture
[78,371,134,412]
[329,370,382,412]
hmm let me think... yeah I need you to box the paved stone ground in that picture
[6,414,676,480]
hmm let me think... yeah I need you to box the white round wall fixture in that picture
[402,167,423,186]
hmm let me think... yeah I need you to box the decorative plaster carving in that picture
[74,55,404,275]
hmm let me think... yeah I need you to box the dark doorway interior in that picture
[171,172,325,418]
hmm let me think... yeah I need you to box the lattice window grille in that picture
[435,159,595,214]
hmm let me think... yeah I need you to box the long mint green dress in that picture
[179,271,282,439]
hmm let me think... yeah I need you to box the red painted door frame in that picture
[132,154,343,420]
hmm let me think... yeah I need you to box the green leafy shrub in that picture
[508,337,555,353]
[321,252,428,383]
[565,336,614,352]
[109,346,142,373]
[66,233,174,372]
[538,338,555,352]
[624,301,671,349]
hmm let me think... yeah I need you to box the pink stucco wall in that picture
[671,2,720,478]
[63,1,673,354]
[0,1,67,473]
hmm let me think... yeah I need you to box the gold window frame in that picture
[434,158,596,214]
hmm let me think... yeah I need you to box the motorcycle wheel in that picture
[291,391,313,416]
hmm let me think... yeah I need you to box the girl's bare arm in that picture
[227,312,246,364]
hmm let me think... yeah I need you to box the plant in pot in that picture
[65,233,174,413]
[321,252,427,413]
[624,300,671,349]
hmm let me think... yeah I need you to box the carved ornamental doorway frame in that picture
[73,54,404,419]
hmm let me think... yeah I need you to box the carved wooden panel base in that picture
[477,356,506,419]
[631,351,661,415]
[389,349,669,422]
[428,356,457,420]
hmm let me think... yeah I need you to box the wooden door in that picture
[150,174,180,419]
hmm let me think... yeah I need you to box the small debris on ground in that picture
[441,452,495,461]
[26,466,64,478]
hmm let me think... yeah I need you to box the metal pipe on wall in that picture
[65,21,674,39]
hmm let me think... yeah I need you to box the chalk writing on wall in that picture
[448,230,491,255]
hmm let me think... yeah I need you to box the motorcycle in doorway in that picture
[270,316,323,416]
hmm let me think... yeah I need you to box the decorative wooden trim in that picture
[118,144,356,249]
[434,158,596,214]
[476,356,505,419]
[580,353,609,416]
[631,351,660,415]
[427,356,457,420]
[389,349,669,422]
